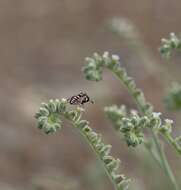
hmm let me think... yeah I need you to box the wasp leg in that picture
[79,102,85,108]
[89,100,94,104]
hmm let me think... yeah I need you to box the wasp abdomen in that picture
[68,96,80,105]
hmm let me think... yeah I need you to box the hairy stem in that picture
[71,121,122,190]
[109,66,179,190]
[64,111,130,190]
[161,132,181,155]
[152,131,180,190]
[83,52,180,189]
[144,141,162,167]
[35,99,130,190]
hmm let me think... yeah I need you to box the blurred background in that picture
[0,0,181,189]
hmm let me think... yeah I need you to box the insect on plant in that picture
[34,32,181,190]
[67,91,94,106]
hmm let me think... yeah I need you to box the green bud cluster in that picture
[82,51,181,189]
[83,52,181,155]
[83,52,153,115]
[35,99,67,134]
[82,52,120,81]
[164,82,181,111]
[35,99,130,190]
[105,105,181,154]
[159,33,181,58]
[159,119,181,155]
[105,105,148,147]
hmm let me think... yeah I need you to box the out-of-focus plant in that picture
[159,33,181,112]
[83,160,109,190]
[108,17,141,46]
[34,30,181,190]
[107,17,164,76]
[83,52,180,190]
[35,99,130,190]
[164,82,181,111]
[159,33,181,58]
[31,172,80,190]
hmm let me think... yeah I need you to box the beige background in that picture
[0,0,181,189]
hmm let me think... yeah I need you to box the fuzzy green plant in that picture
[159,33,181,58]
[104,106,149,147]
[82,52,180,190]
[159,33,181,112]
[107,17,166,77]
[35,99,130,190]
[104,105,181,154]
[83,52,153,115]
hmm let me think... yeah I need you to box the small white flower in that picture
[161,38,168,43]
[49,99,54,103]
[55,99,60,103]
[152,112,162,118]
[103,51,109,58]
[61,98,67,103]
[112,54,120,61]
[77,106,85,112]
[130,109,138,115]
[170,32,175,37]
[165,119,173,124]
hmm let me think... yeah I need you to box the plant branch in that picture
[35,99,130,190]
[83,52,180,190]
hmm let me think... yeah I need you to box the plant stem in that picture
[74,123,120,190]
[35,99,129,190]
[161,132,181,155]
[64,116,129,190]
[110,67,180,190]
[143,141,162,167]
[152,131,180,190]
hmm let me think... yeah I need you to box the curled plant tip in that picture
[148,112,162,130]
[83,51,180,189]
[164,82,181,111]
[159,119,181,155]
[159,33,181,58]
[83,52,121,82]
[160,119,173,134]
[105,106,181,153]
[35,99,130,190]
[83,52,153,115]
[83,52,181,152]
[35,99,67,134]
[83,55,104,81]
[105,105,149,147]
[143,113,181,155]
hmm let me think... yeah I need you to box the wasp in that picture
[67,91,94,106]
